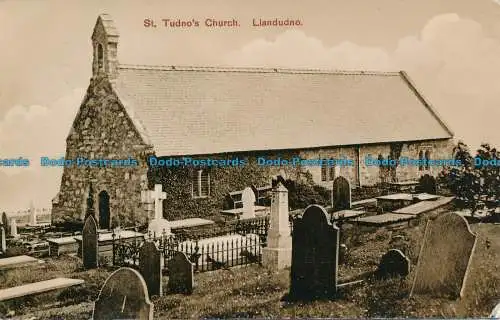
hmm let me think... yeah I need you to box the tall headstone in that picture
[93,267,153,320]
[167,251,194,294]
[419,174,437,195]
[410,212,476,298]
[375,249,410,279]
[262,182,292,270]
[241,187,256,219]
[0,226,6,253]
[82,214,99,269]
[139,241,163,297]
[332,176,351,211]
[289,205,339,300]
[147,184,171,237]
[10,219,18,239]
[29,201,36,226]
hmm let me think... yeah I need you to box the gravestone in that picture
[167,251,194,294]
[0,226,6,253]
[262,182,292,270]
[410,212,476,298]
[375,249,410,279]
[139,241,162,297]
[332,176,351,211]
[490,301,500,318]
[82,215,99,269]
[241,187,256,219]
[10,219,18,238]
[290,205,339,300]
[29,201,36,226]
[93,267,153,320]
[419,174,437,195]
[1,212,7,231]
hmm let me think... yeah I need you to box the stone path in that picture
[0,278,84,301]
[0,255,44,270]
[393,196,454,216]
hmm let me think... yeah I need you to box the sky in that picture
[0,0,499,210]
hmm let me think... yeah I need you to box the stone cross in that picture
[152,184,166,220]
[262,182,292,270]
[241,187,256,219]
[147,184,171,237]
[10,219,18,238]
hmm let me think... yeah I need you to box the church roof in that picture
[111,64,453,156]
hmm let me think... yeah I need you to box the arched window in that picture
[192,169,210,198]
[418,150,424,171]
[425,150,431,170]
[97,44,104,71]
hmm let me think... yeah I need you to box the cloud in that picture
[0,89,83,209]
[224,13,500,149]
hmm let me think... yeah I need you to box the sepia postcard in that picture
[0,0,499,319]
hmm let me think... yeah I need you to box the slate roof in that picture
[111,65,453,156]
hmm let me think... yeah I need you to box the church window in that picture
[418,150,424,171]
[425,150,431,170]
[192,169,210,198]
[97,43,104,71]
[321,159,336,182]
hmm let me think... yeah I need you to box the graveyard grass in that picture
[1,220,498,319]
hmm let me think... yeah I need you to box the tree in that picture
[438,141,499,218]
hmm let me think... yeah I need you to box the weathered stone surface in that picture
[139,241,162,297]
[93,267,153,320]
[410,212,476,298]
[82,215,99,269]
[0,226,5,253]
[332,176,351,211]
[290,205,339,300]
[263,182,292,270]
[241,187,256,219]
[51,75,151,227]
[167,252,194,294]
[375,249,410,279]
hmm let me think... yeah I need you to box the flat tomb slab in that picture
[170,218,215,230]
[377,193,414,201]
[220,206,270,216]
[351,198,377,209]
[413,193,440,201]
[355,213,415,226]
[74,230,144,242]
[47,236,79,256]
[0,255,44,270]
[332,210,366,220]
[393,196,454,216]
[0,278,84,301]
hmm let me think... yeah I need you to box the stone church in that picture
[51,14,455,228]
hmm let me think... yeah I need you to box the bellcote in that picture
[91,14,119,81]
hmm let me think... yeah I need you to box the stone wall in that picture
[51,75,151,227]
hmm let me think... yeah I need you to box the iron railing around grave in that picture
[112,216,270,272]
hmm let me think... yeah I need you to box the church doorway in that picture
[98,191,110,230]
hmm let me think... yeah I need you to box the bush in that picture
[4,246,29,257]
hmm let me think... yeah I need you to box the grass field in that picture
[1,221,498,319]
